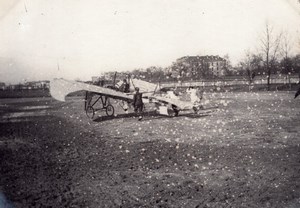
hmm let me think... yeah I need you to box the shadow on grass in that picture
[92,110,211,122]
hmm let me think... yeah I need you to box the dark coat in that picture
[120,82,129,93]
[295,87,300,99]
[133,92,143,107]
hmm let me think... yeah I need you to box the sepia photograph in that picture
[1,0,300,207]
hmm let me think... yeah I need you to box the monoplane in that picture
[49,75,204,119]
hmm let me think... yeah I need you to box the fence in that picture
[159,75,300,88]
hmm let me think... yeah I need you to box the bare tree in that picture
[280,31,294,73]
[280,31,292,60]
[260,22,282,90]
[240,50,261,91]
[243,51,254,91]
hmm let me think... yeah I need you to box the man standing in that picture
[133,87,144,120]
[295,82,300,99]
[120,79,130,93]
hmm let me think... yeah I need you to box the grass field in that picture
[0,91,300,207]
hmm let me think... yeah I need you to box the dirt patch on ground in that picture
[0,92,300,207]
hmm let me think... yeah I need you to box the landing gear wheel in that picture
[193,106,199,114]
[171,105,179,117]
[86,106,95,119]
[106,104,114,116]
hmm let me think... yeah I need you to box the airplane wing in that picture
[129,79,198,109]
[50,78,133,102]
[147,95,194,110]
[130,78,158,93]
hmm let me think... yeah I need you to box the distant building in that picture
[91,76,101,83]
[175,55,227,78]
[24,80,50,89]
[0,82,5,90]
[91,76,106,86]
[7,84,21,90]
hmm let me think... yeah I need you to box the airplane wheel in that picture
[171,105,179,117]
[106,104,114,117]
[86,106,95,119]
[193,106,199,114]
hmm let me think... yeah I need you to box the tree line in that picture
[99,22,300,90]
[236,22,300,90]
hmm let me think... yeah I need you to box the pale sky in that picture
[0,0,300,84]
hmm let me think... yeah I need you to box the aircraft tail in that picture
[130,78,158,93]
[50,78,78,101]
